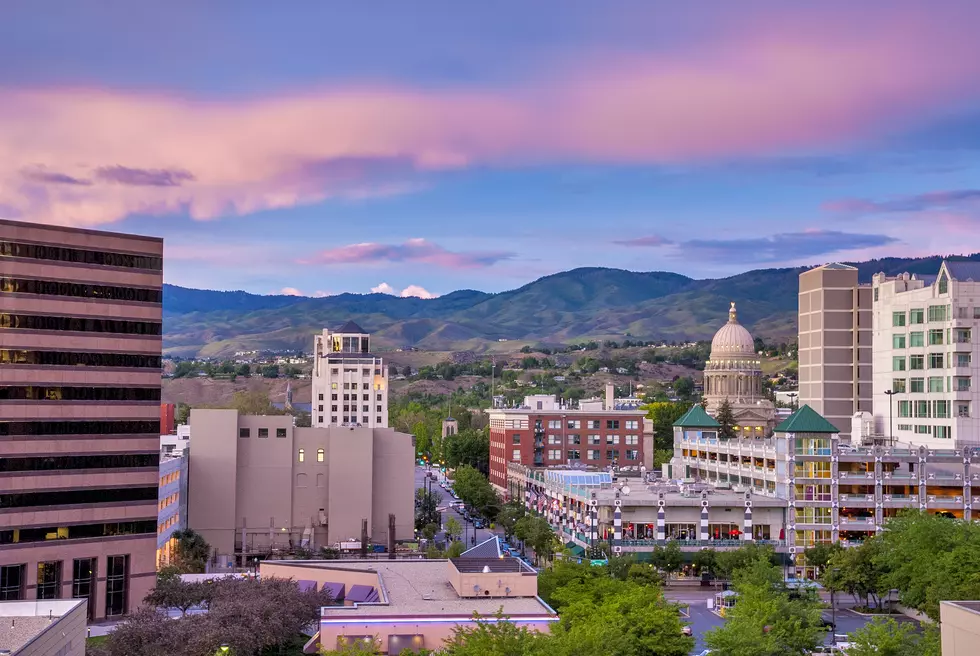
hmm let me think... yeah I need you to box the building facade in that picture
[798,263,873,439]
[487,389,649,494]
[702,303,776,436]
[0,219,162,619]
[156,453,188,568]
[187,410,414,567]
[870,261,979,447]
[311,322,389,428]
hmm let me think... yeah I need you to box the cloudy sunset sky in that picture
[3,1,980,298]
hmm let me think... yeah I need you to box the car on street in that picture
[473,520,484,529]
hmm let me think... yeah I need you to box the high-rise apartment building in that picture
[0,219,162,619]
[311,322,388,428]
[871,261,980,446]
[798,263,872,438]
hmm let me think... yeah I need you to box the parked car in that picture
[682,626,693,636]
[473,520,484,529]
[818,616,836,631]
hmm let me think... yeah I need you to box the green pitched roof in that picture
[673,405,721,428]
[773,404,839,434]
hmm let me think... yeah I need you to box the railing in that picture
[838,494,874,503]
[882,494,916,502]
[839,516,877,525]
[795,448,832,456]
[838,471,874,479]
[926,495,964,504]
[620,539,786,548]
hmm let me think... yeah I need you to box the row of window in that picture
[297,448,326,463]
[892,329,972,349]
[158,513,179,534]
[0,555,131,618]
[0,520,156,545]
[328,367,382,375]
[0,277,161,304]
[519,449,639,462]
[895,424,953,438]
[0,386,161,402]
[327,382,384,391]
[0,313,162,335]
[0,419,159,436]
[0,239,162,271]
[239,427,288,438]
[540,419,639,430]
[892,377,972,394]
[897,400,964,419]
[321,416,382,425]
[891,305,951,327]
[328,405,384,413]
[0,349,162,368]
[0,486,158,509]
[160,470,180,486]
[892,354,949,371]
[0,453,159,473]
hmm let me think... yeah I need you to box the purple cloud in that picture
[303,238,513,269]
[671,230,897,264]
[612,235,674,248]
[824,189,980,214]
[95,165,195,187]
[20,168,91,186]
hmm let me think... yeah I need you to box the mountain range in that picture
[163,254,980,357]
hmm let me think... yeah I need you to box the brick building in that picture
[487,386,650,494]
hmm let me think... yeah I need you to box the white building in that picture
[311,321,389,428]
[161,423,191,456]
[871,261,979,447]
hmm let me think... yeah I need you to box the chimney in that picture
[605,383,615,411]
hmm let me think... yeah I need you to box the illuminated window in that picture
[317,448,324,462]
[298,449,305,463]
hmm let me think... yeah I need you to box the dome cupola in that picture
[710,302,755,357]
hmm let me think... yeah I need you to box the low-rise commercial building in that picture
[260,558,557,654]
[156,453,187,567]
[0,598,87,656]
[187,410,414,567]
[488,387,650,495]
[941,601,980,656]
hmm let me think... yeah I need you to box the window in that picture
[939,275,949,295]
[910,355,924,370]
[318,394,324,401]
[898,401,911,417]
[0,385,160,402]
[331,405,337,412]
[257,428,269,438]
[625,434,639,445]
[0,312,160,335]
[548,434,561,445]
[318,405,323,412]
[362,394,369,401]
[934,425,951,439]
[909,331,924,347]
[0,564,24,600]
[363,416,368,424]
[0,277,162,304]
[567,434,580,445]
[377,394,382,401]
[588,420,601,429]
[568,450,581,461]
[0,486,157,509]
[331,394,337,400]
[957,402,971,418]
[874,287,879,302]
[625,449,639,460]
[914,401,930,418]
[893,334,906,349]
[548,449,562,460]
[512,434,521,444]
[915,425,931,434]
[933,400,950,418]
[910,309,924,324]
[928,329,944,345]
[362,383,369,390]
[892,311,906,327]
[958,353,972,367]
[0,239,162,270]
[587,450,600,460]
[606,420,620,429]
[893,357,906,372]
[0,453,158,473]
[606,449,620,460]
[0,349,162,368]
[892,379,906,393]
[330,416,337,423]
[105,555,129,617]
[317,448,324,462]
[567,420,581,429]
[606,434,620,445]
[276,428,287,438]
[928,377,944,393]
[588,434,601,445]
[910,378,924,393]
[929,353,944,369]
[548,420,561,429]
[512,449,521,461]
[928,305,948,322]
[376,405,382,412]
[625,420,639,429]
[898,424,912,431]
[0,420,157,437]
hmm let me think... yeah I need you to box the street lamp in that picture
[787,392,798,411]
[884,389,896,443]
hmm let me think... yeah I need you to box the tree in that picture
[415,487,443,532]
[644,402,692,452]
[846,618,935,656]
[171,529,211,573]
[716,399,736,439]
[515,515,560,565]
[447,541,466,558]
[537,560,602,611]
[236,363,251,377]
[714,543,778,580]
[803,542,844,576]
[443,428,490,475]
[144,577,207,616]
[692,549,717,576]
[401,365,412,377]
[452,465,500,520]
[174,402,191,425]
[673,376,696,401]
[496,500,526,540]
[445,517,463,542]
[440,611,544,656]
[704,556,824,656]
[822,538,890,611]
[261,364,280,378]
[421,522,439,542]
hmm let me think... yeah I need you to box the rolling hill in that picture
[162,255,980,357]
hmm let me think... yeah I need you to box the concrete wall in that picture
[187,409,239,557]
[941,601,980,656]
[328,428,374,544]
[446,562,538,598]
[371,428,415,545]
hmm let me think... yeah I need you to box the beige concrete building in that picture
[941,600,980,656]
[799,263,872,438]
[0,219,162,620]
[311,321,389,428]
[260,558,557,654]
[0,598,87,656]
[187,410,414,566]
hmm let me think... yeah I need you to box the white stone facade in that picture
[311,322,389,428]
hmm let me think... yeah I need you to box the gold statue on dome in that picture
[729,301,737,322]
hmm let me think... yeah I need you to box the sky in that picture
[3,1,980,299]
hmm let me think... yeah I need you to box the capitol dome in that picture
[710,302,756,357]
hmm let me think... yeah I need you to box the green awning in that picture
[565,542,586,557]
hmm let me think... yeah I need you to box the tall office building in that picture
[311,322,388,428]
[798,263,872,439]
[871,261,980,446]
[0,219,162,619]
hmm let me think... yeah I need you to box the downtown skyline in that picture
[3,1,980,298]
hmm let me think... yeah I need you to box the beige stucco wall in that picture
[370,428,415,545]
[447,562,538,598]
[187,409,240,557]
[320,617,553,654]
[941,601,980,656]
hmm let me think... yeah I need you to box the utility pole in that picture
[388,514,396,559]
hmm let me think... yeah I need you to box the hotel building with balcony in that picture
[0,218,162,619]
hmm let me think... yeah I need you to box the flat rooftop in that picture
[266,560,552,618]
[0,599,86,653]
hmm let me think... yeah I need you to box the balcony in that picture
[838,493,875,505]
[620,539,786,551]
[839,516,877,529]
[926,495,964,508]
[838,471,875,481]
[882,471,918,482]
[882,494,918,506]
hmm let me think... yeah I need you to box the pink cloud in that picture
[370,282,438,299]
[1,7,979,226]
[612,235,673,248]
[307,238,511,269]
[279,287,303,296]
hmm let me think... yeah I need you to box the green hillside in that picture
[162,255,980,357]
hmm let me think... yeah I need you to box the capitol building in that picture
[703,302,776,436]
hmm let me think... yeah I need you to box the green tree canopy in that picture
[715,399,736,439]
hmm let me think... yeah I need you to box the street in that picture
[414,466,496,548]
